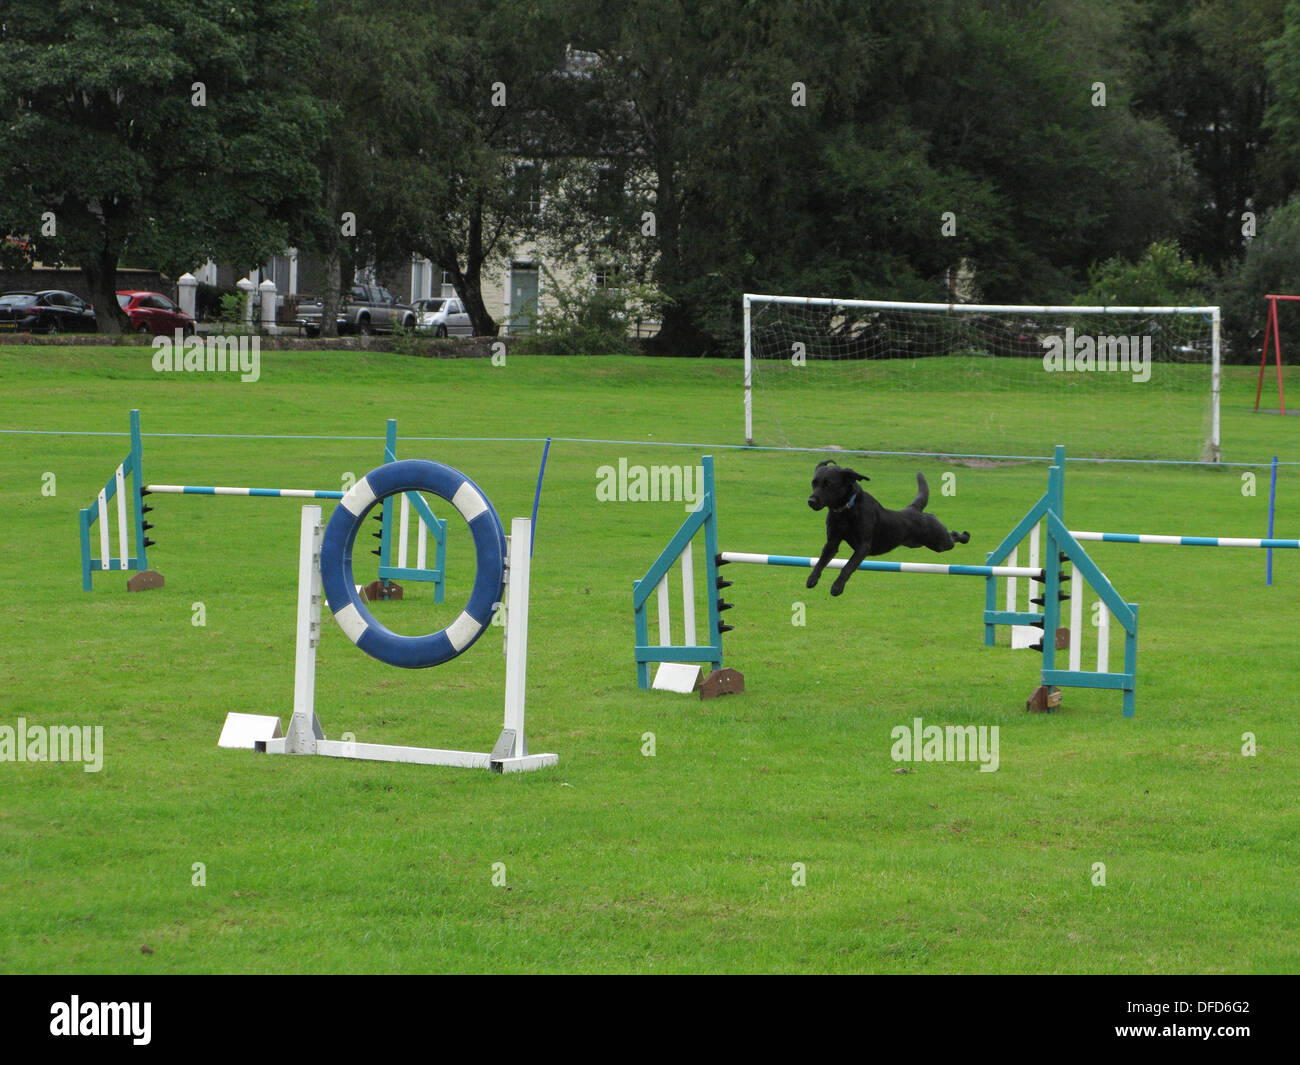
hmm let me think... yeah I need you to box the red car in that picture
[116,290,196,336]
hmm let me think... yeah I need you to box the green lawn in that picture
[749,355,1300,462]
[0,344,1297,973]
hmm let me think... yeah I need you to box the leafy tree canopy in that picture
[0,0,324,329]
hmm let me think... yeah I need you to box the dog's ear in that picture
[815,459,837,471]
[842,467,869,482]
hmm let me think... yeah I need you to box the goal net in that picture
[743,294,1222,462]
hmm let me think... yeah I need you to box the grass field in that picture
[750,355,1300,462]
[1,344,1298,974]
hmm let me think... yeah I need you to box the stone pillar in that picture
[177,272,198,319]
[259,278,277,332]
[236,276,256,328]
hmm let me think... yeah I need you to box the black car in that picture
[0,290,97,333]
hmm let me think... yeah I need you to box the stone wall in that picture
[0,332,519,358]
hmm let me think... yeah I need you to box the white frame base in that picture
[260,736,558,773]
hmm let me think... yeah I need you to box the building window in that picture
[594,264,622,289]
[264,255,292,293]
[513,162,542,218]
[411,255,435,303]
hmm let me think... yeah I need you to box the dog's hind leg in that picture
[927,534,956,553]
[918,516,969,553]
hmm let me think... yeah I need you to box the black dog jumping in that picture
[805,460,971,596]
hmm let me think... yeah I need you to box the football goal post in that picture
[742,294,1222,462]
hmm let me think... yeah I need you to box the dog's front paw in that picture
[806,573,819,589]
[830,581,845,597]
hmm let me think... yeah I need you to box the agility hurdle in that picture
[78,409,446,598]
[377,417,447,591]
[982,446,1139,717]
[980,445,1300,706]
[989,456,1299,586]
[634,450,1139,715]
[233,459,556,773]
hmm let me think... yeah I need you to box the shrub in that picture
[195,282,234,323]
[512,265,659,356]
[1076,240,1211,308]
[1218,195,1300,362]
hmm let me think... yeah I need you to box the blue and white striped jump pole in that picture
[718,552,1043,579]
[1069,531,1300,550]
[144,485,346,499]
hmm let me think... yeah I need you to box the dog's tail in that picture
[909,472,929,511]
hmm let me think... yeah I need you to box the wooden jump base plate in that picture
[700,667,745,700]
[126,570,164,592]
[1026,685,1064,713]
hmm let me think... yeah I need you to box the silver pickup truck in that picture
[295,283,417,337]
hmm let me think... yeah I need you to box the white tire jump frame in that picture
[255,459,556,773]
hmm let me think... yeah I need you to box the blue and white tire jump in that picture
[320,459,505,669]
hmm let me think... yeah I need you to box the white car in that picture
[413,296,473,337]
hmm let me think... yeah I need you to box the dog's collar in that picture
[832,495,857,514]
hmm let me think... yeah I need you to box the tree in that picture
[294,0,409,338]
[1264,0,1300,189]
[896,1,1196,302]
[557,0,1199,352]
[0,0,323,333]
[1218,196,1300,359]
[326,0,570,337]
[1127,0,1288,269]
[559,0,881,353]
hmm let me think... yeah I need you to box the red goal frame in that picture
[1255,293,1296,414]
